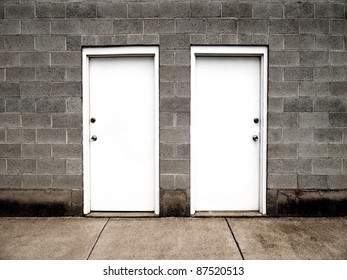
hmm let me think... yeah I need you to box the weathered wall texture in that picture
[0,0,346,216]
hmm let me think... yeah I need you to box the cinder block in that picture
[176,19,206,33]
[328,144,347,157]
[0,113,20,127]
[269,19,299,34]
[329,113,347,127]
[207,19,237,34]
[66,36,81,51]
[52,144,82,158]
[239,34,256,44]
[222,34,238,44]
[174,82,190,97]
[314,97,346,112]
[268,112,298,128]
[37,159,66,175]
[0,175,21,188]
[284,67,313,81]
[52,20,81,35]
[0,53,19,67]
[269,35,284,49]
[22,20,50,35]
[4,35,34,51]
[284,97,313,112]
[52,114,82,128]
[175,174,190,189]
[314,67,345,82]
[268,159,312,174]
[143,35,159,45]
[315,36,344,51]
[161,189,189,217]
[299,19,329,34]
[330,52,347,66]
[160,51,175,66]
[36,67,65,82]
[331,20,347,35]
[22,144,51,158]
[191,2,221,18]
[238,19,268,35]
[285,3,314,18]
[330,82,347,96]
[127,34,143,44]
[8,159,36,174]
[128,2,159,18]
[160,82,174,96]
[268,144,298,158]
[160,160,189,174]
[268,174,297,189]
[160,144,174,159]
[37,3,65,18]
[113,19,143,34]
[67,129,82,144]
[71,189,83,206]
[81,19,113,35]
[160,112,174,127]
[0,159,6,173]
[222,2,252,18]
[284,35,314,50]
[6,68,35,82]
[160,97,190,112]
[206,34,222,44]
[37,129,66,144]
[344,160,347,174]
[298,175,328,189]
[21,82,80,97]
[160,66,190,82]
[160,34,189,49]
[190,34,206,45]
[0,20,20,35]
[298,144,328,158]
[52,175,82,189]
[283,128,313,143]
[269,51,299,66]
[0,129,4,143]
[315,3,345,19]
[97,3,127,18]
[66,68,81,82]
[269,97,283,112]
[299,82,329,96]
[176,144,190,159]
[269,67,284,82]
[299,113,329,128]
[67,97,81,113]
[328,175,347,189]
[314,128,342,143]
[22,114,51,128]
[0,144,21,157]
[66,3,96,18]
[144,19,175,34]
[253,3,283,19]
[7,129,36,143]
[158,2,190,18]
[22,175,52,189]
[20,52,49,67]
[161,174,175,189]
[313,159,342,175]
[51,52,80,67]
[0,99,4,112]
[176,113,190,127]
[299,51,329,66]
[160,128,189,144]
[35,36,66,51]
[5,3,34,19]
[266,189,278,215]
[268,129,283,143]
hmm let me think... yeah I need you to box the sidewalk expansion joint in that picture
[225,218,245,260]
[87,218,110,260]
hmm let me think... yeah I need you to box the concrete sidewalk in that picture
[0,217,346,260]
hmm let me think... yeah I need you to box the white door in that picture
[88,55,157,212]
[192,55,261,212]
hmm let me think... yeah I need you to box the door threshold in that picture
[193,211,263,217]
[86,212,158,218]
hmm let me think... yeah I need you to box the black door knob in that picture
[254,118,259,124]
[91,118,96,123]
[253,135,259,141]
[91,135,97,141]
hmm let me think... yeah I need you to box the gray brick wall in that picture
[0,0,346,216]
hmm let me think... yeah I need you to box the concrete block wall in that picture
[0,0,346,216]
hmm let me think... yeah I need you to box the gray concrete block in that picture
[328,144,347,157]
[222,2,251,18]
[176,144,190,159]
[269,97,283,112]
[71,189,82,205]
[299,51,329,66]
[35,36,65,51]
[160,51,175,66]
[315,3,345,19]
[268,112,298,128]
[328,175,347,190]
[313,159,342,175]
[206,34,222,44]
[331,20,347,35]
[298,175,328,189]
[299,82,329,96]
[330,52,347,66]
[269,67,284,82]
[37,3,65,18]
[6,129,36,143]
[175,174,190,189]
[97,3,127,18]
[127,34,143,44]
[160,143,174,159]
[160,82,174,96]
[160,128,189,144]
[268,159,312,174]
[66,3,96,18]
[145,19,174,34]
[190,34,206,44]
[0,52,19,67]
[37,129,66,144]
[283,128,313,143]
[5,3,34,19]
[0,175,21,188]
[269,51,299,66]
[299,113,329,128]
[268,144,298,158]
[269,35,284,49]
[314,97,346,112]
[221,34,238,44]
[66,159,81,175]
[330,82,347,96]
[22,81,79,99]
[269,19,299,34]
[314,128,342,143]
[160,160,189,174]
[284,97,313,112]
[22,175,52,189]
[52,175,82,189]
[0,129,4,143]
[20,52,50,67]
[4,35,34,51]
[51,52,80,67]
[158,2,190,18]
[299,19,329,34]
[0,83,20,97]
[268,129,283,143]
[0,159,6,173]
[67,129,82,144]
[176,113,190,127]
[298,144,328,158]
[253,3,283,19]
[160,112,174,127]
[284,67,313,81]
[128,2,159,18]
[52,20,81,35]
[268,174,297,189]
[36,67,65,82]
[160,66,190,82]
[36,98,66,113]
[143,35,159,45]
[315,36,344,51]
[0,113,20,127]
[207,19,237,34]
[238,19,268,35]
[175,82,190,97]
[113,19,143,34]
[6,68,35,82]
[0,144,21,157]
[329,113,347,127]
[67,97,81,113]
[176,19,206,33]
[66,36,81,51]
[37,159,66,175]
[8,159,36,174]
[22,114,51,128]
[160,34,189,49]
[285,3,314,18]
[81,19,113,35]
[22,144,51,158]
[284,35,314,50]
[52,114,82,128]
[160,97,190,112]
[0,20,20,35]
[52,144,82,158]
[0,99,4,113]
[22,20,50,35]
[191,2,221,18]
[344,160,347,174]
[66,68,81,82]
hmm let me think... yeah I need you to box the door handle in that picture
[91,118,96,123]
[91,135,97,141]
[253,135,258,141]
[254,118,259,124]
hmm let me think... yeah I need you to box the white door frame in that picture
[82,46,160,215]
[190,46,268,215]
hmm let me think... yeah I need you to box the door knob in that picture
[91,135,97,141]
[254,118,259,124]
[253,135,258,141]
[90,118,96,123]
